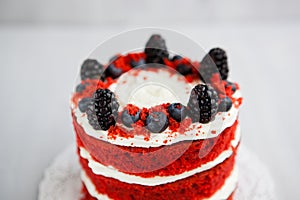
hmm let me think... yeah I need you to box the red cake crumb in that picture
[73,112,239,177]
[79,150,236,200]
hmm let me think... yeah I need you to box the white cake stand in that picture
[38,144,276,200]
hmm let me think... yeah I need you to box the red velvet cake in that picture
[71,34,243,200]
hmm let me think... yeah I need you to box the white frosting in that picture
[79,126,240,186]
[81,164,238,200]
[81,171,111,200]
[204,165,238,200]
[110,69,195,109]
[72,68,242,148]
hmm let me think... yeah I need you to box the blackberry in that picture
[187,84,219,123]
[146,112,168,133]
[144,34,169,64]
[167,103,187,122]
[78,97,92,113]
[105,64,123,79]
[121,109,141,128]
[200,48,229,81]
[176,64,193,75]
[80,59,104,80]
[86,89,119,130]
[218,97,232,112]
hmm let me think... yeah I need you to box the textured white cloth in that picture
[38,144,276,200]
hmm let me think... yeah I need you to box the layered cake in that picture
[71,35,243,200]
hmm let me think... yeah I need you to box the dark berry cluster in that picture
[144,34,169,64]
[187,84,219,123]
[80,59,104,80]
[77,84,235,132]
[76,35,236,132]
[85,89,119,131]
[200,48,229,81]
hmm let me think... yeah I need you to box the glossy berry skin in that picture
[225,81,236,92]
[218,97,233,112]
[187,84,219,123]
[167,103,187,122]
[146,112,169,133]
[76,82,89,93]
[176,64,193,75]
[109,54,120,63]
[78,97,92,113]
[86,89,119,130]
[80,59,104,80]
[121,109,141,128]
[105,64,123,79]
[144,34,169,64]
[171,55,183,61]
[130,59,145,68]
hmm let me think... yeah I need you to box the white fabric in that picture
[38,144,276,200]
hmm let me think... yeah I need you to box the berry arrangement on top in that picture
[76,34,238,133]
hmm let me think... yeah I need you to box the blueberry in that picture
[225,81,236,92]
[171,55,183,61]
[76,82,90,93]
[78,98,92,113]
[167,103,187,122]
[105,64,123,79]
[218,97,232,112]
[76,84,86,93]
[146,112,168,133]
[176,64,193,75]
[109,54,120,63]
[121,109,141,128]
[130,59,145,68]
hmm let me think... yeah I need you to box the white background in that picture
[0,0,299,199]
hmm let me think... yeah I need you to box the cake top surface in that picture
[71,34,243,147]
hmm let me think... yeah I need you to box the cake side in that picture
[71,34,243,200]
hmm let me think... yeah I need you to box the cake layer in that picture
[80,185,235,200]
[74,114,239,176]
[79,152,237,200]
[78,125,240,186]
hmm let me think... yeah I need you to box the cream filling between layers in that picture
[81,164,238,200]
[79,126,240,186]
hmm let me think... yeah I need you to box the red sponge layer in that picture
[73,112,238,177]
[80,184,236,200]
[79,151,236,200]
